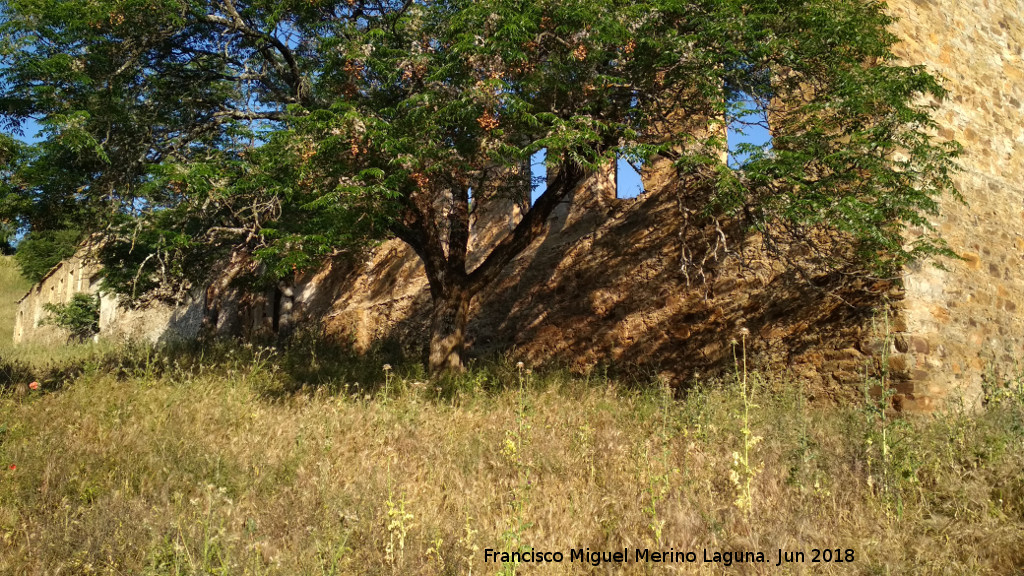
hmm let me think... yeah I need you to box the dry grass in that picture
[0,344,1023,575]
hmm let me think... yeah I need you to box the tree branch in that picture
[205,0,306,102]
[211,109,289,122]
[467,159,584,290]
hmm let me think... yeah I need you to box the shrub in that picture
[43,293,100,342]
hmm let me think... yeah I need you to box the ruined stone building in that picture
[885,0,1024,408]
[13,253,206,345]
[13,0,1024,410]
[14,254,98,345]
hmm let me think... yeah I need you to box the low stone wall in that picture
[14,255,206,346]
[14,256,98,345]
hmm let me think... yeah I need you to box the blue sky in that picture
[530,150,645,203]
[9,117,42,144]
[530,109,771,204]
[727,97,772,168]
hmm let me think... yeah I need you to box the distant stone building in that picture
[14,254,99,344]
[14,254,206,345]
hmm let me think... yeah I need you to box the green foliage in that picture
[42,292,100,342]
[13,228,82,283]
[1,0,962,357]
[0,134,32,251]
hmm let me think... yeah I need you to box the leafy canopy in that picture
[12,228,83,283]
[0,0,960,299]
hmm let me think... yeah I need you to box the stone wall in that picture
[14,255,206,345]
[292,161,885,401]
[289,1,1024,407]
[13,255,98,345]
[887,0,1024,410]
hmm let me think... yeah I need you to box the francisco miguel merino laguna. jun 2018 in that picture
[483,547,857,567]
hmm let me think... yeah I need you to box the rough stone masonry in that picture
[886,0,1024,410]
[299,0,1024,410]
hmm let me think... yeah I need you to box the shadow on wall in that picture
[470,178,888,398]
[309,167,889,400]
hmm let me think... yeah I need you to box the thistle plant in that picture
[381,364,394,403]
[498,362,533,576]
[859,308,926,518]
[730,328,762,517]
[643,377,675,546]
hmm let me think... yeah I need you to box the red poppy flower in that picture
[28,382,40,390]
[7,464,15,471]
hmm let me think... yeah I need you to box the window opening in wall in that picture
[272,287,283,332]
[727,92,773,169]
[615,156,645,199]
[530,148,547,206]
[616,93,646,199]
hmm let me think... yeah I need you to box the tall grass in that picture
[1,344,1022,575]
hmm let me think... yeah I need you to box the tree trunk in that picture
[428,282,472,374]
[390,160,585,375]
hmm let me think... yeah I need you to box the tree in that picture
[42,293,101,342]
[13,228,83,282]
[1,0,959,372]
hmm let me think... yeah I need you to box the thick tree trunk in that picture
[390,159,585,375]
[427,283,472,373]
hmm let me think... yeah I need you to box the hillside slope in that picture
[0,256,32,349]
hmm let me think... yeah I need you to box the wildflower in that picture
[382,364,392,372]
[516,361,525,369]
[738,327,750,338]
[28,381,40,390]
[7,464,15,471]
